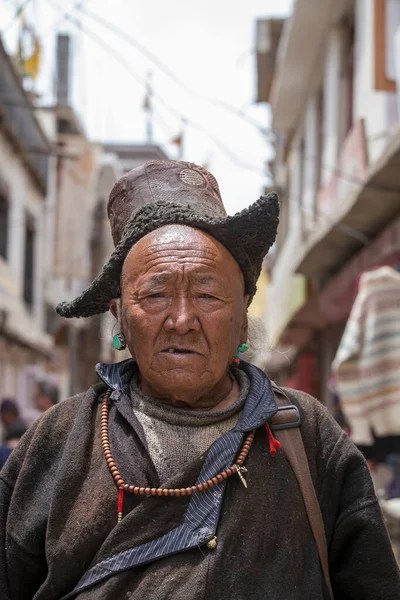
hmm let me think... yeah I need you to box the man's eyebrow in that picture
[139,273,173,286]
[137,272,218,286]
[189,274,216,284]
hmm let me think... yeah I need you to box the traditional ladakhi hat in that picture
[56,160,279,318]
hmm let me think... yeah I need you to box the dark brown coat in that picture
[0,362,399,599]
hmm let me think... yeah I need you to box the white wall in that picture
[321,26,348,186]
[43,154,58,300]
[52,139,100,297]
[267,136,304,345]
[302,94,319,231]
[33,207,44,330]
[267,0,400,355]
[302,1,400,189]
[0,130,49,342]
[287,132,303,234]
[353,0,399,163]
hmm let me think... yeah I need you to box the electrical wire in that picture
[4,2,397,249]
[71,3,274,140]
[7,6,383,267]
[44,0,268,177]
[40,0,75,39]
[4,86,400,203]
[1,0,33,33]
[4,88,400,205]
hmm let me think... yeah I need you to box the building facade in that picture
[0,33,170,425]
[257,0,400,401]
[37,36,170,397]
[0,38,54,424]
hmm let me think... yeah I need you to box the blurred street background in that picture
[1,0,400,556]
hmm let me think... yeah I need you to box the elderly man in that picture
[0,161,399,600]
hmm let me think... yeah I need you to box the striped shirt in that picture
[332,267,400,445]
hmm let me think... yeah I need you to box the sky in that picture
[1,0,293,213]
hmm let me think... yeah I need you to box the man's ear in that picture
[241,295,250,342]
[109,298,119,321]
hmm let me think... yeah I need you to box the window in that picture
[338,18,355,150]
[23,213,35,310]
[374,0,400,91]
[0,193,9,260]
[299,136,306,237]
[344,23,355,137]
[316,86,324,193]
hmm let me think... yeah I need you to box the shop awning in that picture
[296,125,400,278]
[255,18,285,103]
[270,0,352,133]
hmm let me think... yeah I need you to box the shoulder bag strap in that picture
[270,386,334,600]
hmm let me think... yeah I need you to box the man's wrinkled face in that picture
[114,225,248,403]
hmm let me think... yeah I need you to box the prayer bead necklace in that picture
[101,389,256,523]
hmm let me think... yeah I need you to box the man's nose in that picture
[164,296,200,333]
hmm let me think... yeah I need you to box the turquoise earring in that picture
[233,343,249,364]
[235,343,249,358]
[112,333,126,351]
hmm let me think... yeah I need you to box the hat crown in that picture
[108,160,227,245]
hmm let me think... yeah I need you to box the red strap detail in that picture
[265,423,282,456]
[118,487,124,513]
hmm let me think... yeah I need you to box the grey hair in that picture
[241,315,270,369]
[116,298,122,328]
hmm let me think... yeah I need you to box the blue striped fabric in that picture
[60,360,277,599]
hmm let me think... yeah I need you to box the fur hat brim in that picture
[56,194,279,318]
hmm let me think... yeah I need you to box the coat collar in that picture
[62,360,278,598]
[95,359,277,433]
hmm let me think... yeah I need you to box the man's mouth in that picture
[161,348,198,355]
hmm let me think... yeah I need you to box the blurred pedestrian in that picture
[0,400,27,470]
[33,381,59,413]
[0,424,28,470]
[0,399,26,441]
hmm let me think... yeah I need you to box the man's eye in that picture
[199,294,214,299]
[149,293,165,298]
